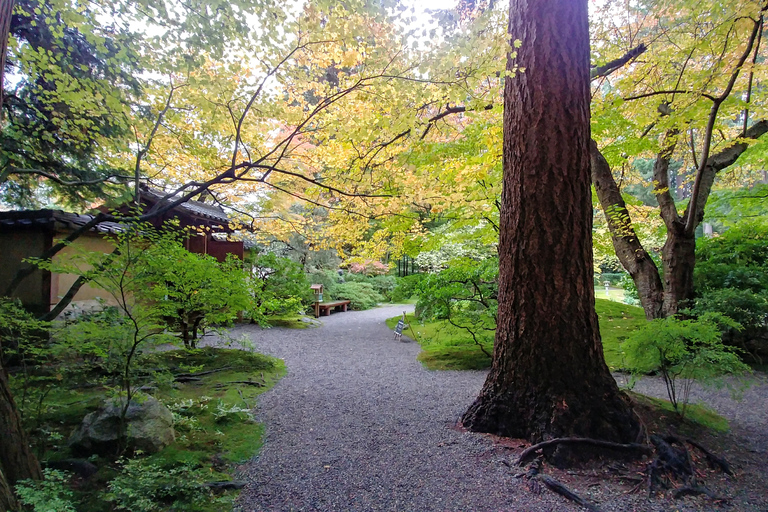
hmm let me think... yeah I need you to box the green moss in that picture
[23,347,284,511]
[266,315,313,328]
[417,345,493,371]
[630,392,730,433]
[595,299,647,370]
[386,314,492,371]
[388,299,647,372]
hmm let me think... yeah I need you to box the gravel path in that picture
[230,305,768,512]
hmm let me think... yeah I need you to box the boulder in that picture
[70,396,175,456]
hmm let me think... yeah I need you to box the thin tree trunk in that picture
[462,0,638,443]
[591,141,664,319]
[0,0,14,123]
[661,223,695,317]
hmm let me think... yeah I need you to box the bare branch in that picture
[623,90,717,102]
[5,168,133,186]
[590,43,647,80]
[133,80,184,205]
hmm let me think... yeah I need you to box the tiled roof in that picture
[0,210,125,234]
[140,187,230,223]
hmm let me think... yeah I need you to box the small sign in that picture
[394,318,406,341]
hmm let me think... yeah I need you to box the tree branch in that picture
[590,43,647,79]
[682,119,768,228]
[590,140,664,319]
[652,130,681,229]
[134,80,183,205]
[4,168,133,186]
[685,15,763,234]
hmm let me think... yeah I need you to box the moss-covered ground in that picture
[17,347,284,511]
[386,298,647,371]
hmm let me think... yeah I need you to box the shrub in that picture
[332,282,383,310]
[249,253,313,323]
[15,469,77,512]
[620,273,641,306]
[693,220,768,360]
[621,315,751,416]
[695,220,768,293]
[306,269,342,298]
[346,259,389,275]
[594,272,626,287]
[141,245,252,348]
[413,258,497,356]
[390,274,426,303]
[691,288,768,362]
[105,458,219,512]
[368,275,397,301]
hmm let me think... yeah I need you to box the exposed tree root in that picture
[512,432,734,508]
[226,380,265,387]
[644,434,734,502]
[204,480,245,493]
[516,437,652,466]
[673,485,724,501]
[649,434,693,489]
[539,474,603,512]
[666,435,733,477]
[174,376,202,383]
[517,459,603,511]
[173,366,234,381]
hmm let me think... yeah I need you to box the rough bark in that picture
[462,0,639,443]
[0,467,19,512]
[591,142,664,319]
[0,367,42,489]
[660,221,695,316]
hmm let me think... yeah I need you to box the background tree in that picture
[590,0,768,318]
[461,0,639,442]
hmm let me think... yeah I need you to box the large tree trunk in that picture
[0,467,19,512]
[0,367,42,490]
[462,0,638,443]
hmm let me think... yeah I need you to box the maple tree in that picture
[590,0,768,318]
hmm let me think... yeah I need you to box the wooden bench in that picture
[315,300,351,317]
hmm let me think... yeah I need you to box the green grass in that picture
[385,314,493,370]
[594,286,626,302]
[387,299,647,371]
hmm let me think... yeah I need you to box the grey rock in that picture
[69,396,175,456]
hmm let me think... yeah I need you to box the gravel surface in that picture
[225,305,768,512]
